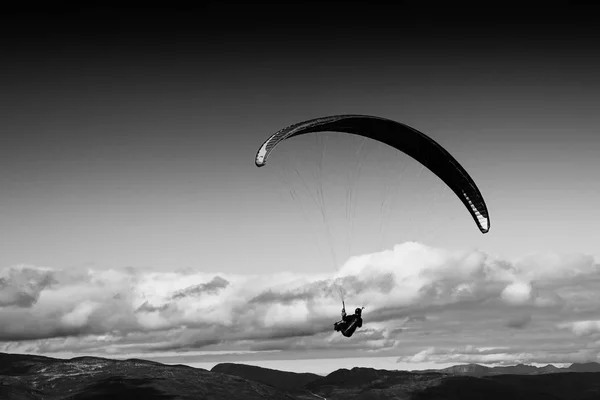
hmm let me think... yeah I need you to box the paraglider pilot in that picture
[334,303,363,337]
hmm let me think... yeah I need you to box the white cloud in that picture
[560,320,600,337]
[1,242,599,366]
[61,300,101,328]
[501,281,532,305]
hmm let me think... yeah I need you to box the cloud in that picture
[501,281,532,305]
[135,301,171,314]
[1,242,599,366]
[248,279,333,305]
[560,320,600,337]
[171,276,229,300]
[0,265,56,308]
[506,314,532,329]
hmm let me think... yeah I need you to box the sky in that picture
[1,3,600,375]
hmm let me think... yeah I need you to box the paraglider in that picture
[255,114,490,338]
[334,302,364,338]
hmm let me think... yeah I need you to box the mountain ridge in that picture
[415,361,600,376]
[2,352,600,399]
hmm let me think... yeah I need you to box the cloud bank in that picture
[1,242,599,366]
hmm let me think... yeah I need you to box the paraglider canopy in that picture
[255,114,490,233]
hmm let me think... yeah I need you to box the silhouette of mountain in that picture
[413,372,600,400]
[2,352,600,399]
[436,363,492,377]
[538,364,563,374]
[305,365,600,399]
[0,352,61,375]
[306,367,445,399]
[211,362,321,392]
[417,361,600,376]
[0,352,296,400]
[568,362,600,372]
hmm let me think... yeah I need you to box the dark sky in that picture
[1,3,600,271]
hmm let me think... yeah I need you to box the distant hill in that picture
[306,367,444,399]
[305,366,600,399]
[416,361,600,377]
[0,352,296,400]
[0,352,60,376]
[211,363,321,392]
[568,362,600,373]
[412,372,600,400]
[2,352,600,399]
